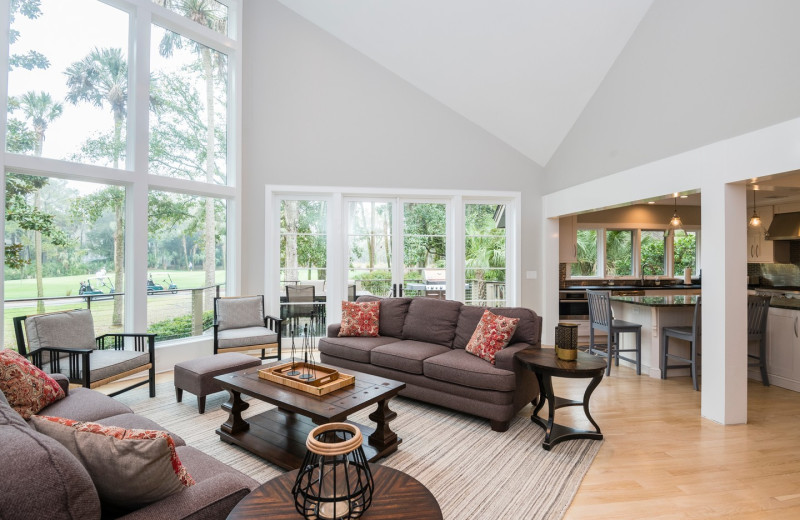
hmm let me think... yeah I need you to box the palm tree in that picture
[65,48,127,326]
[12,91,63,313]
[156,0,226,309]
[465,222,506,305]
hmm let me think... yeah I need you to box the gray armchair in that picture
[13,309,156,397]
[213,295,282,360]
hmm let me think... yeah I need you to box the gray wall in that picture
[241,1,543,307]
[545,0,800,193]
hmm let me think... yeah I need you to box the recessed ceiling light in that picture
[680,195,688,198]
[647,201,655,204]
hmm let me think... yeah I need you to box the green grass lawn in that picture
[4,270,226,300]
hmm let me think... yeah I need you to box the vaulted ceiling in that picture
[277,0,654,168]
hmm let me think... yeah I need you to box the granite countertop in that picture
[610,295,699,307]
[563,284,702,291]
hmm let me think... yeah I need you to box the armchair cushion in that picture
[217,326,278,349]
[31,416,195,509]
[0,348,65,419]
[216,297,265,331]
[42,349,150,385]
[24,309,96,351]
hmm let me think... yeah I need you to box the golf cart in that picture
[163,274,178,294]
[79,278,115,302]
[146,276,164,295]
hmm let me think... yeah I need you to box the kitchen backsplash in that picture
[749,241,800,287]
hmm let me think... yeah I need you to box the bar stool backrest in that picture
[747,295,770,340]
[587,290,613,332]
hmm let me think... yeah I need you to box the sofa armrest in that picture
[49,373,70,396]
[494,342,532,372]
[327,323,342,337]
[116,473,254,520]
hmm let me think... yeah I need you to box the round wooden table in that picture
[227,464,442,519]
[515,348,606,451]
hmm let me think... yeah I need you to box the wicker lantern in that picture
[293,423,374,519]
[555,322,579,361]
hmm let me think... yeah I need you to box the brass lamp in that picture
[293,423,374,519]
[555,322,579,361]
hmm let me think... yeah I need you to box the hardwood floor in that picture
[558,365,800,519]
[102,366,800,519]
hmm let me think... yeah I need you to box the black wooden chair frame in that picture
[13,315,156,398]
[661,297,702,391]
[213,295,283,360]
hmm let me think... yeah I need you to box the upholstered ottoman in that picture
[174,353,262,413]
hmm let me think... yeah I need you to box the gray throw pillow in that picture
[24,309,96,352]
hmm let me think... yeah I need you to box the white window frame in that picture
[1,0,243,348]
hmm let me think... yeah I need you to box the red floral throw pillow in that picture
[465,310,520,365]
[0,348,65,419]
[31,415,195,508]
[338,301,381,337]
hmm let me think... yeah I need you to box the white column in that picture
[541,216,560,345]
[700,182,748,424]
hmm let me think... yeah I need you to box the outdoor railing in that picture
[3,284,225,350]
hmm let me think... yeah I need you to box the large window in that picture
[3,0,241,347]
[6,0,130,166]
[641,230,666,276]
[465,204,506,306]
[571,229,598,277]
[673,230,697,276]
[605,230,633,277]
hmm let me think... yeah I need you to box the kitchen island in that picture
[609,295,699,379]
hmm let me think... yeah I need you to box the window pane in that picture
[673,231,697,276]
[6,0,129,167]
[465,204,506,306]
[571,229,598,277]
[606,230,633,276]
[348,201,392,297]
[641,230,666,276]
[150,25,228,184]
[4,175,125,348]
[153,0,230,38]
[146,191,226,342]
[404,203,446,299]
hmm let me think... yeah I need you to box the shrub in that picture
[148,310,214,342]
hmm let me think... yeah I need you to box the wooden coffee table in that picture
[214,361,406,470]
[227,464,442,520]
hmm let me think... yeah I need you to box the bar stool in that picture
[587,290,642,376]
[661,296,701,390]
[747,294,771,386]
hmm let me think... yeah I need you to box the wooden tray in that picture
[258,362,355,396]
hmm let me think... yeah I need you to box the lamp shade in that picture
[293,423,374,519]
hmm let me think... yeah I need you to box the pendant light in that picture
[667,195,683,233]
[748,189,762,228]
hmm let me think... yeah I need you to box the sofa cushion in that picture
[217,326,278,349]
[424,349,516,392]
[454,306,540,348]
[96,413,186,447]
[339,301,380,337]
[216,296,264,331]
[0,419,101,520]
[370,340,451,375]
[0,348,65,419]
[464,310,520,365]
[357,296,412,338]
[31,416,195,509]
[318,336,402,364]
[24,309,97,351]
[38,387,133,422]
[402,298,463,347]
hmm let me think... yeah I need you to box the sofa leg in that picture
[490,420,510,432]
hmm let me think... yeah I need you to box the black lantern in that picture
[293,423,374,519]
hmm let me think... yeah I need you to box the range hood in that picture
[766,212,800,240]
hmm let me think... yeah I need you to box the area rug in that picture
[117,381,600,519]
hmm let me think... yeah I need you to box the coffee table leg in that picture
[220,388,250,435]
[368,397,398,448]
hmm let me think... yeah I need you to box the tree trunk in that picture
[34,191,44,314]
[284,200,299,282]
[203,48,216,310]
[112,203,124,327]
[182,234,189,269]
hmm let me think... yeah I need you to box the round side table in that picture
[227,464,442,519]
[515,348,606,451]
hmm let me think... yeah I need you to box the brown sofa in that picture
[318,296,542,431]
[0,373,256,520]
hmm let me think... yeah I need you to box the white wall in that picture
[545,0,800,193]
[240,1,544,309]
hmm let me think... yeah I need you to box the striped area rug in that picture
[117,381,600,520]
